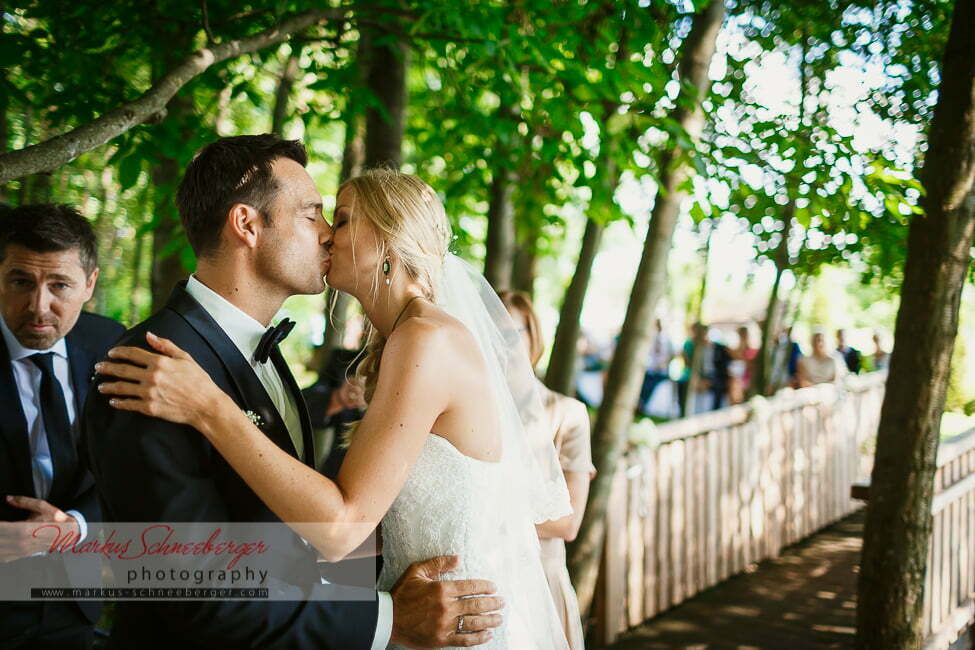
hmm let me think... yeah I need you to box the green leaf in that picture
[118,155,142,191]
[0,35,28,68]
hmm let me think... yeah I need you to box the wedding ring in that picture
[456,615,466,633]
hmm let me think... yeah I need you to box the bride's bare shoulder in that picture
[384,308,481,367]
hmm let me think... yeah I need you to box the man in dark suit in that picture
[710,339,732,410]
[0,204,125,649]
[836,328,862,374]
[84,135,503,649]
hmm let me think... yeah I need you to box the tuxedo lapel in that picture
[165,283,302,461]
[0,333,34,499]
[269,349,315,467]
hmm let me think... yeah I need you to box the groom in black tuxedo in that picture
[84,135,502,649]
[0,204,125,649]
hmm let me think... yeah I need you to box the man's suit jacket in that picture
[0,311,124,626]
[710,342,732,409]
[83,282,378,650]
[840,347,862,374]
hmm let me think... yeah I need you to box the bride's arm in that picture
[320,527,382,561]
[98,325,449,561]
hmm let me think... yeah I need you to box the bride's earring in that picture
[383,257,391,286]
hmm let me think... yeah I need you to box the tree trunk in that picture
[361,21,408,169]
[340,114,367,179]
[27,170,52,203]
[129,186,154,324]
[149,79,194,312]
[682,224,713,416]
[483,99,524,292]
[90,166,114,314]
[752,205,793,397]
[857,1,975,647]
[694,224,712,324]
[150,154,189,311]
[0,73,8,203]
[271,46,301,137]
[545,218,603,395]
[544,148,620,397]
[753,263,786,396]
[566,0,725,615]
[512,236,538,296]
[483,166,516,291]
[786,272,810,325]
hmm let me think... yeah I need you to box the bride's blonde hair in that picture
[337,168,451,408]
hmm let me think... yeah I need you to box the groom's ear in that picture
[225,203,264,250]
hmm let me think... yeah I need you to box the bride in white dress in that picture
[97,169,572,649]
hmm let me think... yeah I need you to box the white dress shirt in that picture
[185,276,393,649]
[185,276,305,457]
[0,315,88,541]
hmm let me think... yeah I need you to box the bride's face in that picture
[326,187,384,296]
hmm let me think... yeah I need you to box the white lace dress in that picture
[378,433,569,649]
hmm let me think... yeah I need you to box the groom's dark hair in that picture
[177,134,308,258]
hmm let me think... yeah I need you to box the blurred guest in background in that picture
[769,325,803,393]
[870,331,890,371]
[638,318,675,416]
[836,328,862,374]
[500,291,593,650]
[729,325,757,403]
[798,331,848,387]
[678,322,731,416]
[575,332,608,408]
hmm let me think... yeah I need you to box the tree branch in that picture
[0,7,348,184]
[201,0,216,44]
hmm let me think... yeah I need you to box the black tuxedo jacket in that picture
[83,282,378,650]
[0,311,124,627]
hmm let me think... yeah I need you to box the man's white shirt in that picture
[0,315,88,541]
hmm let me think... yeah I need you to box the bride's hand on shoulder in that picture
[95,332,226,429]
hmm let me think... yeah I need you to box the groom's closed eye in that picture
[299,200,324,221]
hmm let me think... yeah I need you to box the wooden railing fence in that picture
[922,426,975,649]
[591,372,887,645]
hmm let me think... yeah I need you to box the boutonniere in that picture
[243,410,265,429]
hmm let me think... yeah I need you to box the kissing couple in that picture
[85,134,573,649]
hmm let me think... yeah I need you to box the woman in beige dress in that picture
[500,291,595,650]
[797,331,848,387]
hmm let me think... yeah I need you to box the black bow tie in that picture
[254,318,296,364]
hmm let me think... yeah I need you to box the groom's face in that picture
[254,158,332,295]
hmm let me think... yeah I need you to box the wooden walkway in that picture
[606,510,864,649]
